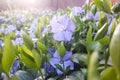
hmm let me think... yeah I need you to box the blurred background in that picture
[0,0,118,11]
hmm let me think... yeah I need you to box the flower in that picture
[49,50,74,75]
[71,7,84,16]
[83,12,94,21]
[5,25,16,34]
[12,38,23,46]
[94,11,101,21]
[0,40,4,47]
[48,47,55,56]
[50,15,75,41]
[10,60,20,74]
[15,30,23,37]
[44,62,55,73]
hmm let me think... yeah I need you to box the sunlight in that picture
[25,0,36,4]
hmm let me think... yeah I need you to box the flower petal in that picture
[64,31,72,41]
[63,51,72,61]
[57,15,68,27]
[56,68,63,75]
[53,31,65,41]
[49,58,60,68]
[64,60,74,70]
[53,50,61,59]
[67,20,76,32]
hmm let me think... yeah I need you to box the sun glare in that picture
[25,0,36,3]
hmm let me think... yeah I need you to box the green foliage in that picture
[87,41,103,52]
[88,51,99,80]
[94,0,112,13]
[55,64,64,73]
[109,19,117,40]
[2,36,16,74]
[100,67,117,80]
[94,23,108,41]
[22,33,34,50]
[71,53,87,64]
[58,42,66,58]
[110,24,120,79]
[20,45,37,68]
[20,45,42,70]
[37,41,47,53]
[86,26,92,43]
[32,49,42,69]
[10,70,34,80]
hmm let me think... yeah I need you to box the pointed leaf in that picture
[58,42,66,58]
[32,49,42,69]
[88,51,99,80]
[100,67,117,80]
[55,64,64,73]
[86,26,92,43]
[2,37,16,74]
[20,46,36,68]
[110,24,120,77]
[94,23,108,41]
[103,0,112,13]
[22,33,33,50]
[109,19,117,39]
[37,41,47,53]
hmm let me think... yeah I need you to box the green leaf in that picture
[87,41,103,52]
[20,46,36,68]
[32,49,42,69]
[94,0,112,13]
[110,24,120,78]
[10,70,34,80]
[102,0,112,13]
[22,33,33,50]
[109,18,117,39]
[55,64,64,73]
[71,53,87,64]
[94,0,103,7]
[58,42,66,58]
[37,41,47,53]
[65,66,70,74]
[94,23,108,41]
[100,67,117,80]
[2,36,16,74]
[98,36,109,45]
[66,71,84,80]
[88,51,99,80]
[86,26,92,43]
[97,14,108,30]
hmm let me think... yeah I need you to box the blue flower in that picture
[50,15,75,41]
[10,60,20,74]
[94,11,101,21]
[48,47,55,56]
[71,6,84,16]
[44,62,55,73]
[49,50,74,75]
[12,38,23,46]
[5,25,16,34]
[83,12,94,21]
[0,40,4,47]
[15,30,23,37]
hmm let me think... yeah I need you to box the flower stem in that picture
[62,60,66,76]
[39,69,44,80]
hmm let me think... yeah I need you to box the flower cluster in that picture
[49,50,74,75]
[50,15,76,41]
